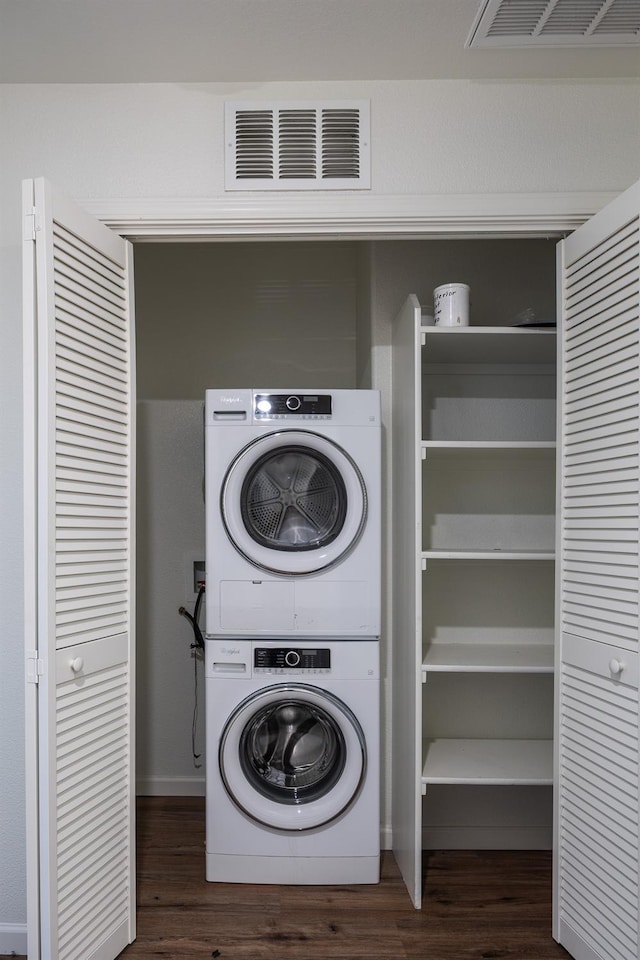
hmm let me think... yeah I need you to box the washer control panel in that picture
[254,647,331,674]
[254,394,332,420]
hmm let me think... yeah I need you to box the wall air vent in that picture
[467,0,640,47]
[225,100,370,191]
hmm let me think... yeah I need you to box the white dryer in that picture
[205,389,381,639]
[205,638,380,884]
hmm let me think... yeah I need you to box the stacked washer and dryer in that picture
[204,388,382,885]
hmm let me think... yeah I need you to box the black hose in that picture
[178,583,205,650]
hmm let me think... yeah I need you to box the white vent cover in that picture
[225,100,370,191]
[468,0,640,47]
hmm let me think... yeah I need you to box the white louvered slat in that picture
[559,662,639,960]
[53,279,125,331]
[57,306,127,351]
[57,550,127,566]
[565,282,638,331]
[566,406,638,441]
[57,332,129,381]
[55,289,127,337]
[57,469,128,490]
[52,225,132,664]
[566,219,638,282]
[564,576,637,606]
[57,355,129,398]
[54,243,127,300]
[55,658,130,960]
[566,332,637,377]
[56,367,129,408]
[565,434,638,463]
[563,309,638,359]
[566,379,637,419]
[566,226,638,299]
[55,564,128,587]
[57,433,128,461]
[51,208,131,568]
[56,385,128,425]
[57,456,128,478]
[53,249,126,309]
[561,203,640,647]
[57,411,128,440]
[57,380,127,410]
[556,183,640,960]
[25,178,135,959]
[57,506,128,524]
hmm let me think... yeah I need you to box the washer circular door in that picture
[221,430,367,575]
[219,683,367,831]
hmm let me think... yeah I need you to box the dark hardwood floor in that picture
[122,796,571,960]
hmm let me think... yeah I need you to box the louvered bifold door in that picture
[24,178,135,960]
[555,180,640,960]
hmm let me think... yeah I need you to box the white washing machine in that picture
[205,638,380,885]
[205,388,381,639]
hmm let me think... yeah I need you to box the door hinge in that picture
[26,650,44,684]
[23,208,37,242]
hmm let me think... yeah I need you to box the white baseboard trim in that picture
[421,826,552,849]
[136,775,205,797]
[380,824,393,851]
[0,922,27,956]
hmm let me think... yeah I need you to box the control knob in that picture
[285,650,301,667]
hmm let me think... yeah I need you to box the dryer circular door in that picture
[219,683,367,831]
[220,430,367,575]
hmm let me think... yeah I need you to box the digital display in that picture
[254,394,332,417]
[254,648,331,669]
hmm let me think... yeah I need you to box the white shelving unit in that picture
[392,295,557,908]
[386,183,639,957]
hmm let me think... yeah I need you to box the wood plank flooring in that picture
[122,796,571,960]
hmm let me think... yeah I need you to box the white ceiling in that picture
[1,0,638,84]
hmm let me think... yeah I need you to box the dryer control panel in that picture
[254,647,331,674]
[255,394,332,419]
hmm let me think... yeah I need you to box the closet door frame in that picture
[85,190,615,921]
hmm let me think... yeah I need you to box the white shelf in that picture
[421,325,556,365]
[422,738,553,786]
[422,441,556,460]
[422,643,554,675]
[422,548,555,562]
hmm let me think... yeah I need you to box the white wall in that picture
[134,241,359,397]
[136,401,207,795]
[1,77,638,944]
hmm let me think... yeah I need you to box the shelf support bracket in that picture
[421,783,427,796]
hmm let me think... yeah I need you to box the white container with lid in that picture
[434,283,470,327]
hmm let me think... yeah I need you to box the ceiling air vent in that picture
[467,0,640,47]
[225,100,370,191]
